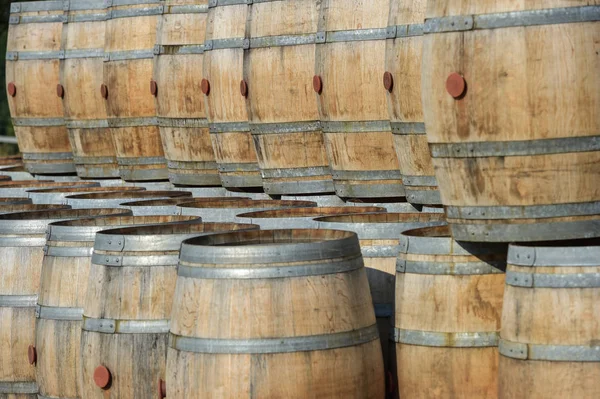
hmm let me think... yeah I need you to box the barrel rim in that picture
[237,206,386,219]
[65,190,192,200]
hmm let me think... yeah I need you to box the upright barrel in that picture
[167,229,384,397]
[314,0,403,198]
[34,215,199,399]
[61,0,119,178]
[103,0,167,181]
[316,212,447,394]
[0,208,130,398]
[64,190,192,208]
[499,240,600,398]
[177,199,316,222]
[384,0,440,205]
[6,1,75,175]
[203,0,262,189]
[421,2,600,241]
[80,221,257,398]
[153,0,219,186]
[396,226,506,398]
[244,0,334,195]
[27,186,144,205]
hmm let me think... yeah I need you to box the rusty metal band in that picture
[386,23,425,38]
[12,118,64,127]
[163,4,208,14]
[107,117,157,127]
[508,244,600,267]
[66,119,109,129]
[63,48,105,59]
[209,122,249,133]
[321,120,391,133]
[0,381,38,394]
[390,122,426,135]
[430,135,600,158]
[316,28,388,43]
[153,44,205,55]
[157,117,208,128]
[103,49,155,61]
[395,328,499,348]
[424,6,600,34]
[0,294,37,308]
[83,316,170,333]
[499,339,600,362]
[446,201,600,220]
[204,38,245,51]
[6,50,65,60]
[250,121,321,134]
[169,323,379,354]
[36,304,83,321]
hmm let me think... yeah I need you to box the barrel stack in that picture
[2,0,598,398]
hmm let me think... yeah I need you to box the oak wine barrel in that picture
[421,1,600,241]
[167,229,384,397]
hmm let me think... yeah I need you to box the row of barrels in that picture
[0,177,597,398]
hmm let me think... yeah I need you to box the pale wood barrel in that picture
[34,215,199,399]
[167,229,384,398]
[203,0,262,189]
[6,1,75,175]
[0,181,99,198]
[385,0,440,205]
[395,225,506,398]
[237,206,387,229]
[80,221,257,398]
[153,0,220,186]
[122,196,248,216]
[244,0,334,195]
[61,0,119,179]
[421,2,600,242]
[0,208,131,398]
[316,212,447,396]
[104,0,168,181]
[315,0,403,199]
[177,198,316,222]
[27,186,145,205]
[64,190,192,208]
[499,240,600,398]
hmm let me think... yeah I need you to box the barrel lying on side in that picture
[0,208,130,398]
[167,229,384,398]
[395,226,507,398]
[65,190,192,208]
[6,1,75,175]
[34,215,200,399]
[80,221,257,398]
[316,212,446,395]
[499,240,600,398]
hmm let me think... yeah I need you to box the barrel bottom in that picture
[333,180,405,199]
[498,355,600,399]
[404,186,441,206]
[263,177,335,196]
[166,340,385,398]
[448,214,600,242]
[397,344,498,398]
[80,331,167,399]
[35,319,82,399]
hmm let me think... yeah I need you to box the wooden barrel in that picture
[314,0,403,199]
[167,229,384,397]
[0,208,130,398]
[0,197,32,205]
[395,225,506,398]
[103,0,167,181]
[61,0,119,178]
[80,220,257,398]
[65,190,192,208]
[0,204,69,215]
[204,0,262,189]
[6,1,75,175]
[177,199,316,222]
[384,0,440,205]
[316,212,447,396]
[421,2,600,242]
[244,0,334,195]
[27,186,145,205]
[122,196,248,215]
[153,0,219,186]
[34,215,199,399]
[238,206,386,229]
[499,240,600,398]
[0,181,99,198]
